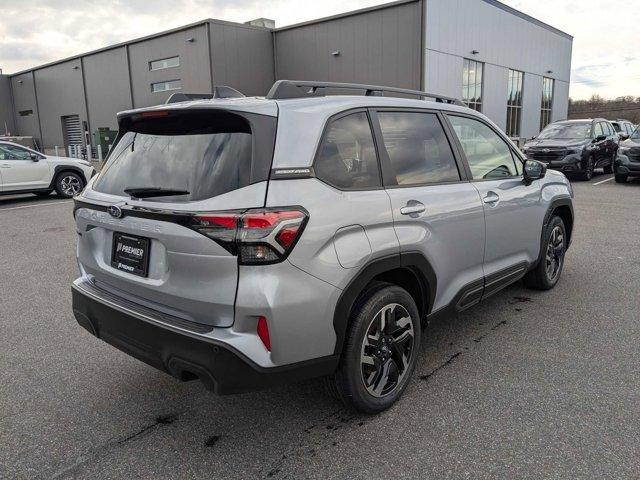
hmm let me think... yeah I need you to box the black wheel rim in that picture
[545,225,565,282]
[360,303,415,398]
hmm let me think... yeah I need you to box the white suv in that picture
[0,141,95,198]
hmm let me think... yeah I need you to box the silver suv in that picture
[71,81,574,413]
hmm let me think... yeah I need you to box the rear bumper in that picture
[72,280,338,395]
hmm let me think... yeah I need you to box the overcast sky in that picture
[0,0,637,100]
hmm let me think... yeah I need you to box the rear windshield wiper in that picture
[123,187,190,199]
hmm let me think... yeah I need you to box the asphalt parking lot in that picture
[1,173,639,480]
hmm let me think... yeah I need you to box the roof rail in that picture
[266,80,465,106]
[166,86,245,104]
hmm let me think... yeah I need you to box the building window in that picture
[540,77,554,131]
[149,56,180,71]
[462,59,483,112]
[506,69,524,137]
[151,79,182,93]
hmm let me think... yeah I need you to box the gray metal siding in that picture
[424,0,572,137]
[34,60,87,149]
[128,25,211,107]
[10,73,40,143]
[274,0,422,90]
[0,75,15,135]
[83,47,132,132]
[209,22,274,96]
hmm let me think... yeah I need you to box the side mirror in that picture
[523,159,546,184]
[30,153,40,162]
[619,133,629,140]
[593,135,607,143]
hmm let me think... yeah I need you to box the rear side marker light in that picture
[188,207,308,265]
[257,316,271,351]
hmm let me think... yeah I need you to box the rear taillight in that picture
[189,207,308,265]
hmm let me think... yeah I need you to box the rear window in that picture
[93,110,275,202]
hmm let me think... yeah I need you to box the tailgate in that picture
[74,107,276,327]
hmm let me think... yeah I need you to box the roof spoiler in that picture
[266,80,465,106]
[166,86,245,104]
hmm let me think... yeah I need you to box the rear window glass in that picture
[93,110,274,202]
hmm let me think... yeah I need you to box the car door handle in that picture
[400,202,426,216]
[483,192,500,205]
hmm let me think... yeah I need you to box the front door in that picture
[0,144,50,191]
[446,114,546,297]
[373,109,486,312]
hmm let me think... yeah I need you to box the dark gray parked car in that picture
[523,119,618,181]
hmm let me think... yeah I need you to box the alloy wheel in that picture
[360,303,415,398]
[545,225,565,282]
[60,175,82,196]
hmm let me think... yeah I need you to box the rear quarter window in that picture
[314,111,381,190]
[94,110,276,201]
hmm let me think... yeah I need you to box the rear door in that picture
[372,109,485,312]
[446,113,543,294]
[74,108,276,327]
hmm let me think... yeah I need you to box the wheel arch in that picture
[544,198,574,251]
[332,252,436,356]
[49,165,88,189]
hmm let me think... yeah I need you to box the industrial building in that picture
[0,0,572,155]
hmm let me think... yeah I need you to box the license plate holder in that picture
[111,232,151,277]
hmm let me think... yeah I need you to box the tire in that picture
[579,156,594,181]
[615,174,628,184]
[54,171,84,198]
[34,190,53,197]
[331,283,421,413]
[603,153,615,174]
[524,215,567,291]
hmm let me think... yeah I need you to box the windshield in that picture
[631,127,640,141]
[537,122,591,140]
[93,110,274,202]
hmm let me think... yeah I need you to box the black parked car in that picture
[614,127,640,183]
[523,119,618,181]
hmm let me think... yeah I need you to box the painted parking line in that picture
[0,200,73,212]
[593,176,615,186]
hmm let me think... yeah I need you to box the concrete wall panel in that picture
[83,46,132,132]
[128,25,211,107]
[10,73,40,143]
[275,1,422,90]
[34,59,87,149]
[209,22,274,96]
[0,75,15,135]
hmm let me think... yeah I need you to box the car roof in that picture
[556,118,609,124]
